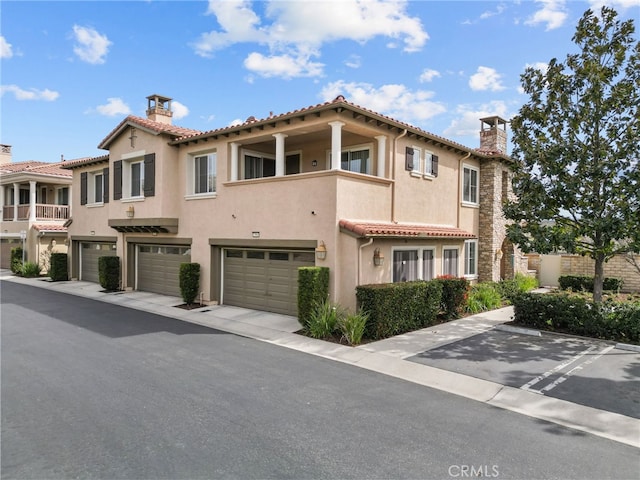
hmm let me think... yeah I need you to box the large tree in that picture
[505,7,639,302]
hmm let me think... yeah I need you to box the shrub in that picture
[356,280,442,340]
[179,262,200,305]
[558,275,622,292]
[498,273,538,303]
[21,261,40,278]
[466,283,503,314]
[49,253,68,281]
[434,276,469,319]
[603,277,624,291]
[10,247,23,274]
[307,299,344,339]
[98,256,120,291]
[514,273,538,292]
[297,267,329,329]
[339,310,369,346]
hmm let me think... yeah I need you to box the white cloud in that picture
[172,101,189,120]
[525,62,549,72]
[419,68,441,83]
[0,85,59,101]
[96,97,131,116]
[0,36,13,59]
[193,0,428,78]
[480,3,507,20]
[469,66,506,91]
[72,25,112,64]
[320,80,446,124]
[444,101,510,137]
[344,54,361,69]
[589,0,640,11]
[525,0,568,31]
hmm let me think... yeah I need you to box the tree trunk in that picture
[593,253,605,303]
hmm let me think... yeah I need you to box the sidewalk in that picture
[2,271,638,449]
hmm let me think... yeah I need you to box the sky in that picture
[1,0,639,163]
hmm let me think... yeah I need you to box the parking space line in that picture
[539,345,615,394]
[520,344,600,393]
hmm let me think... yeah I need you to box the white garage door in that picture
[223,249,315,316]
[80,242,117,283]
[137,245,191,297]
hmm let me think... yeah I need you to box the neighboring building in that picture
[0,151,73,271]
[62,94,525,315]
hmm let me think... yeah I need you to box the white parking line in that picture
[520,344,601,394]
[538,345,615,394]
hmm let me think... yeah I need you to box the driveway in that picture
[408,328,640,419]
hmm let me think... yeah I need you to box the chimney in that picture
[479,116,507,154]
[0,144,12,164]
[146,94,173,125]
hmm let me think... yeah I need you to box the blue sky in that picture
[1,0,638,163]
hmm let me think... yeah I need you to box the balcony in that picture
[2,204,70,222]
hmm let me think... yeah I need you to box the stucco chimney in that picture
[479,116,507,154]
[0,144,12,164]
[146,94,173,125]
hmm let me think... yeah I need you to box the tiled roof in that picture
[339,220,476,239]
[0,160,72,177]
[60,155,109,170]
[33,224,68,233]
[98,115,201,150]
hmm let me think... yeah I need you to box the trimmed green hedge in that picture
[10,247,23,274]
[98,256,120,291]
[512,292,640,344]
[49,253,68,281]
[297,267,329,329]
[434,276,469,319]
[558,275,623,292]
[356,281,443,340]
[179,262,200,305]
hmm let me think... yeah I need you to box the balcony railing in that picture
[2,204,70,221]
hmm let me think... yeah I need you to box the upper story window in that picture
[57,187,69,205]
[195,154,217,194]
[462,165,479,205]
[113,154,155,201]
[341,146,371,174]
[406,146,438,177]
[80,168,108,206]
[245,153,275,179]
[93,172,104,203]
[127,161,144,198]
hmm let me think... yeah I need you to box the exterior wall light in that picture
[373,248,384,266]
[315,241,327,260]
[126,205,135,218]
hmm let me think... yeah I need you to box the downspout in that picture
[391,129,408,223]
[358,237,374,286]
[457,151,472,228]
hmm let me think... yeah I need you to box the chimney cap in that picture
[480,116,507,130]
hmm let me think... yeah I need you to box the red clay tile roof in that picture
[0,160,72,177]
[98,115,201,150]
[60,155,109,170]
[339,220,476,239]
[33,224,68,233]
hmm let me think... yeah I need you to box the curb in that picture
[494,324,542,336]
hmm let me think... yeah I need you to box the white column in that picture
[0,185,4,211]
[29,181,37,221]
[13,183,19,221]
[375,135,387,177]
[329,121,345,170]
[230,142,239,181]
[273,133,288,177]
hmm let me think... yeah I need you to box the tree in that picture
[505,7,640,302]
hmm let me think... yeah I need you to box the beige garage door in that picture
[137,245,191,297]
[223,249,315,316]
[1,238,22,269]
[81,242,117,283]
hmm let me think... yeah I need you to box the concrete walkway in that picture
[2,271,638,449]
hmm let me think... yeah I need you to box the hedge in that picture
[98,256,120,291]
[10,247,23,274]
[558,275,623,292]
[297,267,329,329]
[356,280,443,340]
[512,292,640,344]
[49,253,68,281]
[434,276,469,319]
[179,262,200,305]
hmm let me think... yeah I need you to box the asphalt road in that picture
[2,281,638,480]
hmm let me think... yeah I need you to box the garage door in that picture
[137,245,191,297]
[80,242,117,283]
[223,249,315,316]
[1,238,21,269]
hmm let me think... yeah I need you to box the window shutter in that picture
[432,155,439,177]
[144,153,155,197]
[80,172,87,205]
[102,167,109,203]
[113,160,122,200]
[405,147,414,171]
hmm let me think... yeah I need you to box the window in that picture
[130,161,144,197]
[114,154,154,201]
[341,148,370,174]
[286,153,301,175]
[19,189,29,204]
[57,187,69,205]
[94,173,104,203]
[80,168,108,205]
[194,154,217,194]
[464,240,477,277]
[443,248,459,276]
[393,248,436,282]
[244,153,275,179]
[411,147,422,175]
[463,165,478,204]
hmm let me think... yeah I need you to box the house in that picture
[0,145,72,271]
[62,94,526,315]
